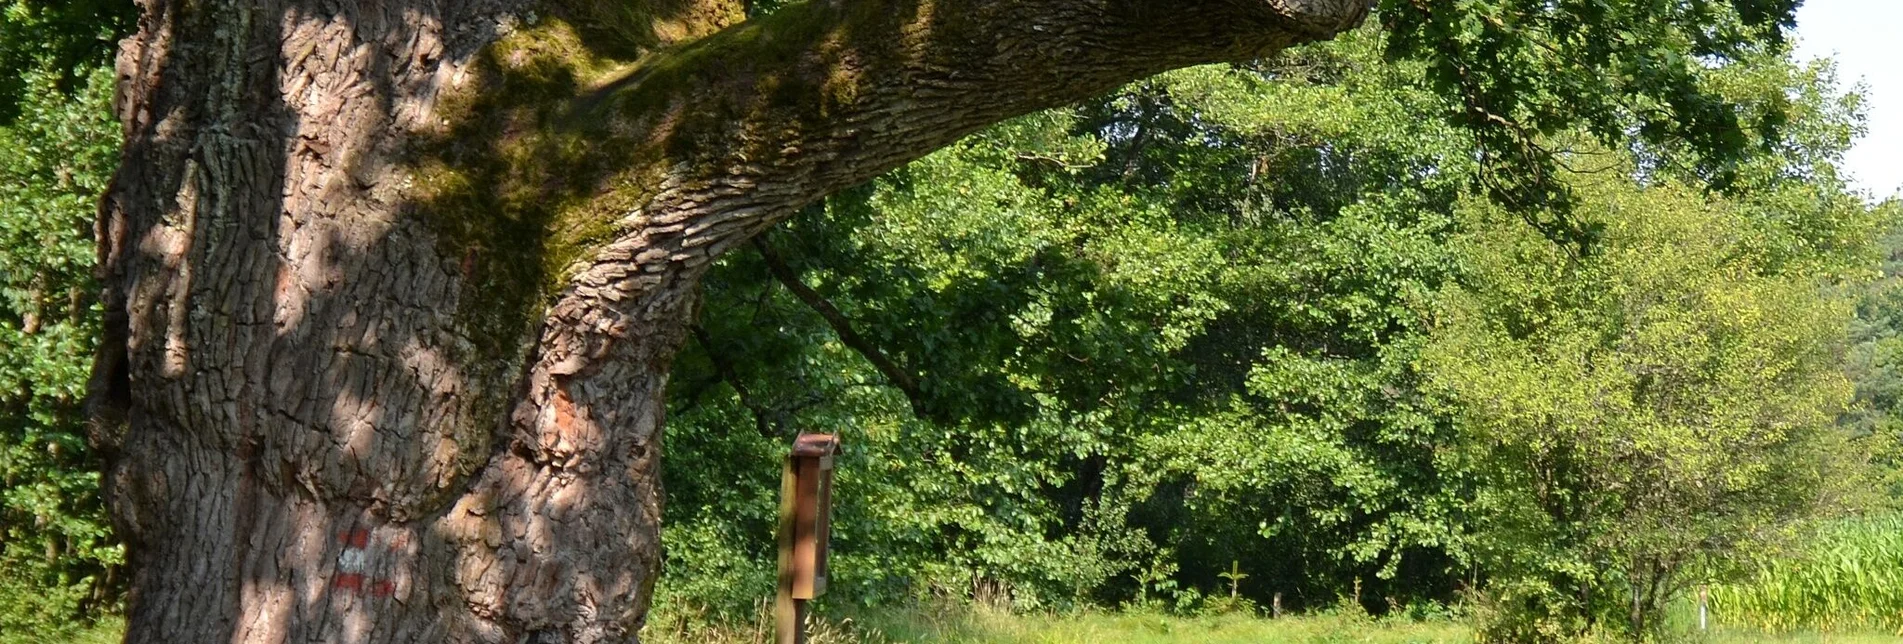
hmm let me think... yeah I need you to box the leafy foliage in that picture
[1845,223,1903,500]
[655,17,1888,644]
[0,65,122,643]
[0,3,1892,643]
[1421,170,1873,640]
[0,5,133,638]
[1380,0,1800,245]
[0,0,134,122]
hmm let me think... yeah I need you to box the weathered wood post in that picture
[777,434,841,644]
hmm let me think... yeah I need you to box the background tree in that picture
[654,14,1887,642]
[1846,224,1903,500]
[8,0,1836,641]
[1421,168,1875,640]
[0,0,133,119]
[0,64,123,644]
[663,31,1482,618]
[0,2,135,640]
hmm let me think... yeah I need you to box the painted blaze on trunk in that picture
[87,0,1369,641]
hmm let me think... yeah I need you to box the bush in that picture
[1422,170,1878,641]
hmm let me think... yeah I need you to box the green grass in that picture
[1694,631,1903,644]
[643,604,1473,644]
[846,608,1470,644]
[50,617,120,644]
[646,603,1903,643]
[55,607,1903,643]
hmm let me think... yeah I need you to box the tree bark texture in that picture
[88,0,1369,641]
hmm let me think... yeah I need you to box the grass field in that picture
[823,609,1471,644]
[63,608,1903,643]
[55,618,122,644]
[640,604,1903,644]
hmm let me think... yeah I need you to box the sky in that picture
[1793,0,1903,199]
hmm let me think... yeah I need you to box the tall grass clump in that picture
[1710,514,1903,634]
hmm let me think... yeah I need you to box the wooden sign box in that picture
[777,433,840,644]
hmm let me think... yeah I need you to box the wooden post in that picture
[776,454,803,644]
[776,434,840,644]
[1272,592,1283,618]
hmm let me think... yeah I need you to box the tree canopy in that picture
[658,12,1893,640]
[1,0,1898,642]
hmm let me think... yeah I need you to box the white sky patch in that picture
[1795,0,1903,200]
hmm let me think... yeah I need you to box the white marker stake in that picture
[1698,586,1708,632]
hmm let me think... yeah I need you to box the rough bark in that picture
[88,0,1370,642]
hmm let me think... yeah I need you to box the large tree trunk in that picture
[87,0,1369,641]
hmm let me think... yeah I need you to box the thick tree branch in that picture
[553,0,747,53]
[588,0,1376,248]
[463,0,1377,281]
[752,236,928,418]
[436,0,1375,416]
[434,1,1374,638]
[489,0,1372,477]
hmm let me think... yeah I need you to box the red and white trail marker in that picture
[332,527,400,599]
